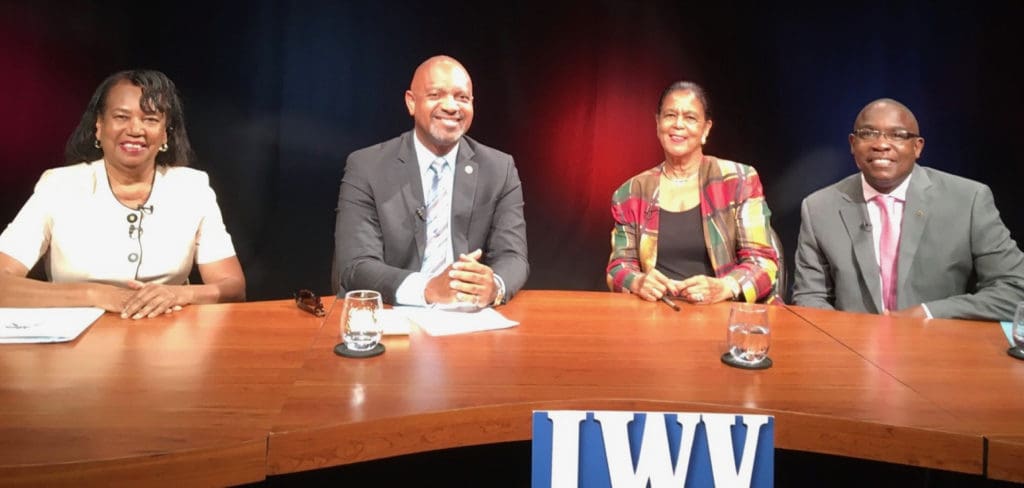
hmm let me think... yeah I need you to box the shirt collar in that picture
[861,171,912,203]
[412,132,460,173]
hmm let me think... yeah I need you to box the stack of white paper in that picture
[380,308,414,335]
[402,307,519,336]
[0,307,105,344]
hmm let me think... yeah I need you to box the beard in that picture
[427,122,466,148]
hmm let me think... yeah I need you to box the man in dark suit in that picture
[793,98,1024,320]
[334,55,528,307]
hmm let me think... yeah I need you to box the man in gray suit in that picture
[334,55,528,306]
[793,98,1024,320]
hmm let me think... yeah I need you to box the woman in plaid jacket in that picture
[606,82,778,305]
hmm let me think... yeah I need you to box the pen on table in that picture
[660,296,680,312]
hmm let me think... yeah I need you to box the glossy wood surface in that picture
[266,291,979,476]
[0,300,323,487]
[787,304,1024,482]
[987,436,1024,483]
[3,292,1020,485]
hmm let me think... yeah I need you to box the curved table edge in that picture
[266,398,982,476]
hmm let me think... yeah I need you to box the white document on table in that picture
[0,307,105,344]
[400,306,519,336]
[379,308,414,335]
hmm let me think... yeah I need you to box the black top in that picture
[655,206,715,280]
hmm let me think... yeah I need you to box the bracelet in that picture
[725,277,741,300]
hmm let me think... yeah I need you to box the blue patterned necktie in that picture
[421,158,451,276]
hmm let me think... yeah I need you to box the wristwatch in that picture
[492,275,506,306]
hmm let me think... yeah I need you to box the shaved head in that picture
[405,55,474,156]
[410,56,471,91]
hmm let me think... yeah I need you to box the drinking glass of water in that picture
[341,290,383,352]
[726,303,771,366]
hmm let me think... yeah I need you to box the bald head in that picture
[854,98,920,134]
[405,55,475,156]
[410,56,472,91]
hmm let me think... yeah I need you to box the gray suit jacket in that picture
[333,131,529,304]
[793,164,1024,320]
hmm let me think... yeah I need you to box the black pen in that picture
[660,296,681,312]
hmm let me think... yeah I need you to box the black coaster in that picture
[334,342,385,358]
[1008,346,1024,361]
[721,352,773,370]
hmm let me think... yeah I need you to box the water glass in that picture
[1013,303,1024,349]
[726,303,771,365]
[341,290,383,351]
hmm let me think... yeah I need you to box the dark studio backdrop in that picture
[2,0,1022,301]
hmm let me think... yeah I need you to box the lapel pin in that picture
[915,210,924,217]
[465,166,474,175]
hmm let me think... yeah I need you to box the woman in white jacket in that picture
[0,70,245,319]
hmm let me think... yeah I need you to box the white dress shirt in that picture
[394,134,459,306]
[860,173,930,316]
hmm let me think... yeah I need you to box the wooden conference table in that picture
[0,291,1021,486]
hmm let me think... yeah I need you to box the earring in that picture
[94,139,101,149]
[159,143,169,152]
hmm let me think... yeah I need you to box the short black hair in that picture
[854,97,920,134]
[656,81,712,121]
[64,69,194,167]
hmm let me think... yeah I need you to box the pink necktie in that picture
[872,195,899,311]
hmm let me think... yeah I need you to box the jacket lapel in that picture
[837,176,884,312]
[451,139,478,257]
[396,133,427,262]
[896,165,931,310]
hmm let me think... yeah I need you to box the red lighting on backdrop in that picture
[511,33,699,285]
[0,8,96,180]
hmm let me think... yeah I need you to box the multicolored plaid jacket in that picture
[606,156,779,302]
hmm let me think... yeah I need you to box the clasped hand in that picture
[425,249,496,308]
[94,281,187,319]
[630,269,732,304]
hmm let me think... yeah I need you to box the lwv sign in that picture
[532,411,774,488]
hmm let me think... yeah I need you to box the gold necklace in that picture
[663,167,697,184]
